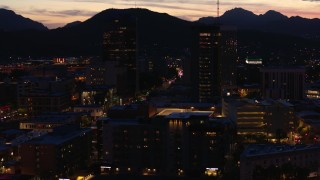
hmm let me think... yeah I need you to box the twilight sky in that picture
[1,0,320,29]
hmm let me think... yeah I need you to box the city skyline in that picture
[1,0,320,179]
[1,0,320,29]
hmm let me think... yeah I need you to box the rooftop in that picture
[110,104,140,111]
[165,111,213,119]
[0,145,9,152]
[10,131,47,146]
[74,104,102,108]
[277,99,294,107]
[26,127,91,145]
[154,102,215,109]
[20,76,67,82]
[157,108,186,116]
[97,117,146,125]
[108,119,142,126]
[224,97,294,107]
[1,129,25,136]
[298,111,320,119]
[260,66,305,72]
[82,85,114,91]
[242,144,320,158]
[22,116,74,123]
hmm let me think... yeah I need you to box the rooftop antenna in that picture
[135,0,140,96]
[217,0,220,23]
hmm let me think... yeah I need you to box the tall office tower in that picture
[237,57,263,86]
[220,26,237,94]
[260,67,305,100]
[191,25,222,103]
[103,19,137,97]
[86,62,107,86]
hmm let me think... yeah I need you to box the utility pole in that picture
[217,0,220,17]
[217,0,220,23]
[135,1,140,96]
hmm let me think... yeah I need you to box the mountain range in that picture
[0,8,319,58]
[0,9,47,31]
[198,8,320,38]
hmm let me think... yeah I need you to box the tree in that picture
[276,128,286,143]
[252,163,310,180]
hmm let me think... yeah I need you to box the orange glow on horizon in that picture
[1,0,319,29]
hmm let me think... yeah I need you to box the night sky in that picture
[1,0,320,29]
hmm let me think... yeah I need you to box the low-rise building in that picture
[74,105,104,120]
[222,98,295,141]
[222,98,267,136]
[20,125,92,179]
[240,144,320,180]
[17,76,73,115]
[101,110,236,177]
[108,102,156,119]
[19,112,83,132]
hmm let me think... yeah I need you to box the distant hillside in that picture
[55,8,192,49]
[63,21,82,28]
[0,8,193,57]
[198,8,320,39]
[0,9,47,31]
[0,8,319,59]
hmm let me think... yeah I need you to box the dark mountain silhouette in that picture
[0,8,319,59]
[261,10,288,21]
[221,8,259,25]
[0,9,47,31]
[198,8,320,38]
[63,21,82,28]
[58,8,192,49]
[0,8,192,57]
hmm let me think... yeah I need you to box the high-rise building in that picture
[103,19,137,97]
[220,26,237,93]
[260,67,305,100]
[85,62,107,86]
[237,57,263,87]
[191,25,237,102]
[191,25,222,103]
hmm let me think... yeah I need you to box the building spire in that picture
[135,1,140,96]
[217,0,220,23]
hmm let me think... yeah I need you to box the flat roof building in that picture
[20,125,92,179]
[240,144,320,180]
[260,67,305,100]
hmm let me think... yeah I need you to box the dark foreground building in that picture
[99,111,235,177]
[20,125,92,179]
[240,144,320,180]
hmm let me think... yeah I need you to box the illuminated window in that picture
[205,168,218,176]
[206,132,216,136]
[200,33,211,37]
